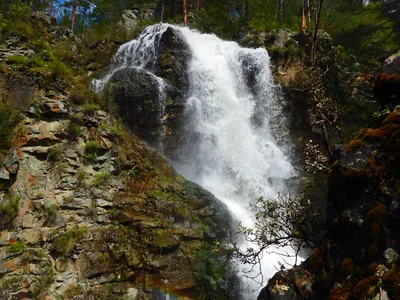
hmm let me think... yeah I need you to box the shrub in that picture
[0,101,22,153]
[52,227,87,256]
[69,76,100,105]
[91,171,111,187]
[25,56,47,68]
[6,54,27,65]
[81,103,101,112]
[0,191,20,229]
[6,242,25,253]
[33,266,54,297]
[66,121,81,141]
[50,60,73,81]
[84,140,102,160]
[32,39,51,52]
[47,148,61,162]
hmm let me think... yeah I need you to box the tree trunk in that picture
[71,0,78,32]
[301,0,307,30]
[311,0,324,65]
[161,0,165,22]
[183,0,188,24]
[196,0,200,11]
[278,0,283,23]
[49,0,54,17]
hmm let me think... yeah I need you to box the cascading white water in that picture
[94,24,299,298]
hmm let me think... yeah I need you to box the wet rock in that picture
[119,10,138,36]
[383,51,400,75]
[384,248,399,264]
[3,148,19,174]
[0,167,10,184]
[156,26,191,94]
[107,67,161,140]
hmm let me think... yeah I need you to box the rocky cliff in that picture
[0,12,238,300]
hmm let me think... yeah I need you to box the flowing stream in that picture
[94,24,297,298]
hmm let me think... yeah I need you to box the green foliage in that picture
[0,13,6,31]
[47,147,61,162]
[0,101,22,153]
[235,193,323,267]
[66,121,81,141]
[84,140,102,160]
[52,227,88,256]
[0,190,20,229]
[6,54,28,65]
[6,242,25,253]
[50,60,73,81]
[91,171,111,187]
[69,76,101,105]
[33,266,55,297]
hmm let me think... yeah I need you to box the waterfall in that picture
[94,24,298,298]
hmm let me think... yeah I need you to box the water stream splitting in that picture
[93,23,298,297]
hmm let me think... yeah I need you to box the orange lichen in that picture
[384,111,400,124]
[307,248,325,274]
[344,139,363,153]
[368,201,388,239]
[328,287,351,300]
[341,258,354,275]
[353,276,378,298]
[381,268,400,297]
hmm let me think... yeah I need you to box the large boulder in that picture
[107,67,161,142]
[156,26,192,95]
[118,10,138,37]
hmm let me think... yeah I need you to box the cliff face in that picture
[0,13,237,300]
[259,107,400,300]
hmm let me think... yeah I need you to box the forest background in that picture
[1,0,399,67]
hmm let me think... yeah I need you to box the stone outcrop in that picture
[0,88,237,299]
[104,26,192,161]
[260,107,400,300]
[0,17,238,300]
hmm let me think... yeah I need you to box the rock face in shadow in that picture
[104,26,192,158]
[261,107,400,300]
[108,68,162,142]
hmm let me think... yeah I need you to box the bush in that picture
[47,147,61,162]
[0,191,20,229]
[6,242,25,253]
[66,122,81,141]
[50,60,73,81]
[0,101,22,153]
[6,54,27,65]
[91,171,111,187]
[69,76,100,105]
[84,140,102,160]
[52,227,87,256]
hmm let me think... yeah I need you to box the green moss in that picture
[84,140,102,160]
[0,101,22,153]
[91,171,111,187]
[6,242,25,253]
[0,191,20,229]
[33,266,54,297]
[0,276,24,293]
[6,54,27,65]
[81,103,101,112]
[52,227,87,256]
[47,147,61,162]
[66,121,81,141]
